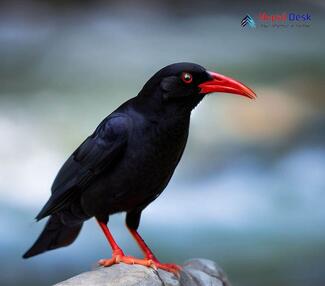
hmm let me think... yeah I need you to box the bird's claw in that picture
[149,260,158,270]
[98,256,181,275]
[155,262,182,275]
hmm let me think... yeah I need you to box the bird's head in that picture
[138,62,256,115]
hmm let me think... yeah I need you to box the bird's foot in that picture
[98,250,181,275]
[148,259,181,275]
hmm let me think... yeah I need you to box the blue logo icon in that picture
[241,15,256,28]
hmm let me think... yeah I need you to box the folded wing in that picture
[35,114,130,221]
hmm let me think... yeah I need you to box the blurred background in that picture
[1,0,325,285]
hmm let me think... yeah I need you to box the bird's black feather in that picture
[23,214,82,258]
[35,114,130,220]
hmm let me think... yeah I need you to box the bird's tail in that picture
[23,214,83,259]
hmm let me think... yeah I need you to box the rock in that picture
[54,258,231,286]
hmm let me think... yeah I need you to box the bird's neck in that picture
[132,94,193,121]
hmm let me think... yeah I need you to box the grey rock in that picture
[54,258,231,286]
[182,259,231,286]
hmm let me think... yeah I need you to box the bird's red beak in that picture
[199,71,256,100]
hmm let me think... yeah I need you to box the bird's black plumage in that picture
[23,62,255,259]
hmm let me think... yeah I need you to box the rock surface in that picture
[55,258,231,286]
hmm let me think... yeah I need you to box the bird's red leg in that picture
[96,219,154,268]
[97,220,124,256]
[128,227,157,260]
[128,227,181,274]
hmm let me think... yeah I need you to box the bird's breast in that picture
[115,117,190,205]
[129,117,189,179]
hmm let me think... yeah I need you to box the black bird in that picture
[23,63,256,273]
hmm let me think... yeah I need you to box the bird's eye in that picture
[181,72,193,84]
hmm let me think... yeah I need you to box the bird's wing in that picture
[35,114,130,221]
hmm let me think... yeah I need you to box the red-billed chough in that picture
[23,62,256,273]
